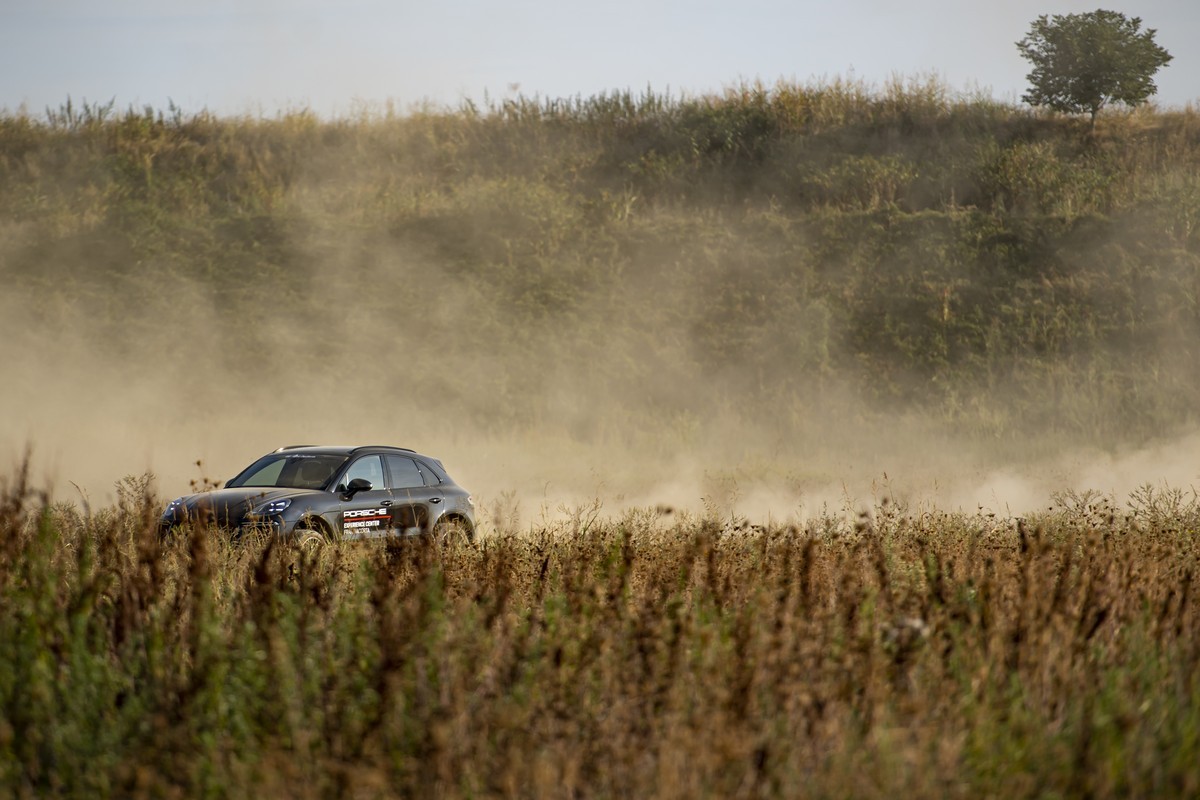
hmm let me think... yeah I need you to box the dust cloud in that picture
[3,112,1199,530]
[4,233,1197,532]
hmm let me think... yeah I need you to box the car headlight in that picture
[255,498,292,515]
[164,498,183,516]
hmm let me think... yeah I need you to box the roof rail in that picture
[275,444,316,452]
[348,445,415,455]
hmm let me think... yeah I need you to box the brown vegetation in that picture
[1,468,1197,797]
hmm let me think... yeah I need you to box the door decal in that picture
[343,507,390,531]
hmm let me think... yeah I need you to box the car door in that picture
[334,454,395,540]
[384,454,445,535]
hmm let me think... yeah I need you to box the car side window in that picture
[341,455,385,490]
[385,455,424,490]
[416,460,442,486]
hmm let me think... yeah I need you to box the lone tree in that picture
[1017,9,1172,127]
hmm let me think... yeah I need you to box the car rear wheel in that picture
[433,516,475,545]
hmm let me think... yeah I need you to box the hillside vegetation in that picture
[3,79,1199,450]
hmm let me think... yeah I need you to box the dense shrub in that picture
[3,81,1199,447]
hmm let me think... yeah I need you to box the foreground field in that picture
[1,469,1197,798]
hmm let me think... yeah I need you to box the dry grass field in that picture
[1,464,1197,798]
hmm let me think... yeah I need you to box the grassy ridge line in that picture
[1,469,1198,797]
[2,80,1200,445]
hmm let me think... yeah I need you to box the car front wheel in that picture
[294,522,333,552]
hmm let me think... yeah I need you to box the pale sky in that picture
[3,0,1198,117]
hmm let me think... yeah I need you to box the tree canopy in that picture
[1017,10,1172,125]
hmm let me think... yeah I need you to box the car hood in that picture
[169,487,318,528]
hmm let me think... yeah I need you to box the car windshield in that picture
[227,454,347,490]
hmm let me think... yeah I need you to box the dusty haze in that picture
[4,230,1197,527]
[3,95,1199,527]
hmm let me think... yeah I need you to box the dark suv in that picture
[160,445,475,543]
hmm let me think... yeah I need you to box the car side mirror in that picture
[344,477,372,498]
